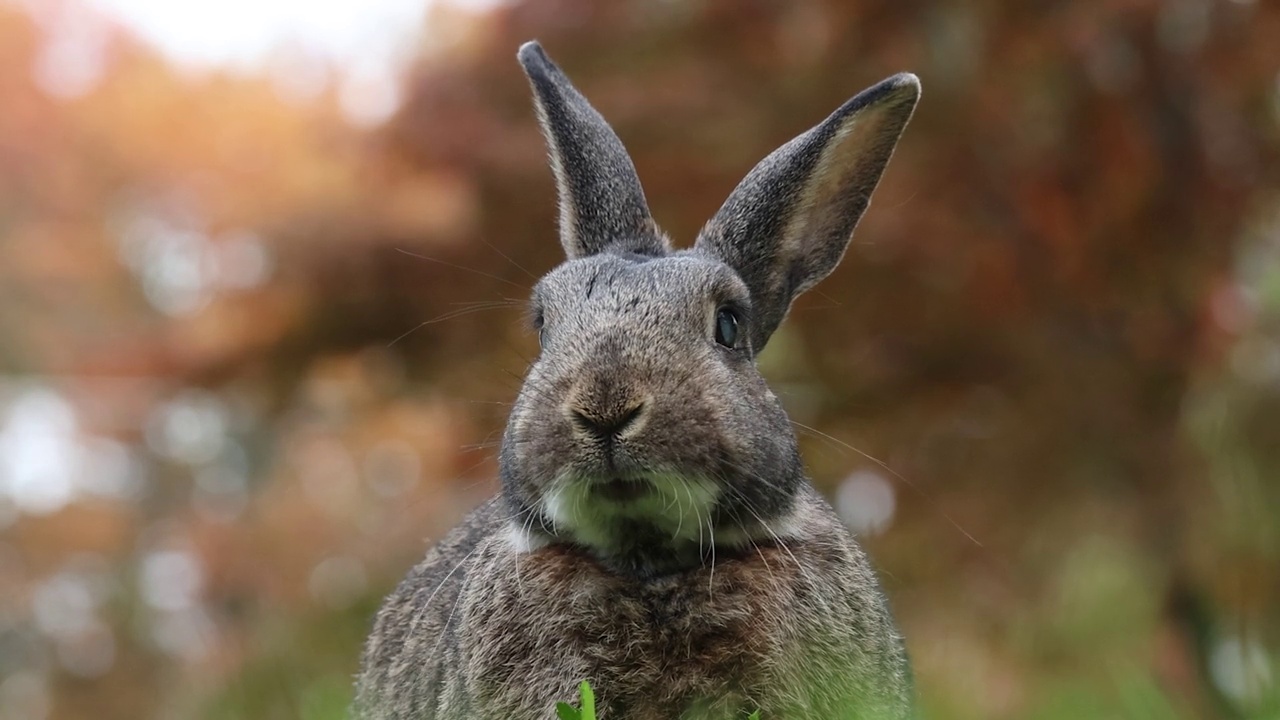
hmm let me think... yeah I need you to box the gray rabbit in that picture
[355,41,920,720]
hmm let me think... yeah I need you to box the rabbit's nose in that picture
[570,401,646,441]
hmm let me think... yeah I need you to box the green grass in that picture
[555,681,596,720]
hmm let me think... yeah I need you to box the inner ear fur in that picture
[693,73,920,351]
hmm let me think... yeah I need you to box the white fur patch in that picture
[713,502,806,547]
[541,473,724,552]
[503,521,551,554]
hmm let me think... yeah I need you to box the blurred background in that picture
[1,0,1278,718]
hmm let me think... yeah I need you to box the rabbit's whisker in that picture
[515,504,543,596]
[706,512,717,598]
[671,484,687,542]
[477,236,540,281]
[395,246,531,291]
[387,302,519,348]
[407,545,479,657]
[789,420,984,548]
[428,550,479,661]
[723,484,824,599]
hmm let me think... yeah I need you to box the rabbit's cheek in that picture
[507,404,532,442]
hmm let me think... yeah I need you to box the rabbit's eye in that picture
[714,307,739,348]
[531,309,546,349]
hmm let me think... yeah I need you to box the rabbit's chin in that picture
[537,473,725,556]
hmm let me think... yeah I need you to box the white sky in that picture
[17,0,505,124]
[82,0,430,71]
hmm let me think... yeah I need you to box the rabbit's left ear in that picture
[694,74,920,352]
[519,41,667,259]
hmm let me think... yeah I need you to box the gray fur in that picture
[355,41,920,720]
[519,42,668,259]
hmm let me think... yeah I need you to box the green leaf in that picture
[554,701,580,720]
[579,681,596,720]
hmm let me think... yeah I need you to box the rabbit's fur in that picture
[355,41,920,720]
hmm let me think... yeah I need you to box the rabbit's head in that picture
[500,42,918,573]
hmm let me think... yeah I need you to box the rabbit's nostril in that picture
[621,402,645,427]
[571,401,646,440]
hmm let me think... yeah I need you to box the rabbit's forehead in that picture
[536,253,748,313]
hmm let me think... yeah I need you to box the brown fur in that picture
[355,487,910,719]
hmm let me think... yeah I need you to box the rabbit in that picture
[354,41,921,720]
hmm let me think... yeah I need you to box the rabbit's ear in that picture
[694,73,920,351]
[518,41,666,259]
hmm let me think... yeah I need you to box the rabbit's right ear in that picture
[518,42,667,259]
[694,74,920,352]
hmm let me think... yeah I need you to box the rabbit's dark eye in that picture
[532,309,546,349]
[714,307,739,348]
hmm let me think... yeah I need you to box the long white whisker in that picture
[707,512,717,597]
[790,419,983,548]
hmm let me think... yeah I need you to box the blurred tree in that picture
[0,0,1277,718]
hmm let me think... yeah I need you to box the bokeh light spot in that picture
[835,470,896,536]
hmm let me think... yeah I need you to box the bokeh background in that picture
[2,0,1278,718]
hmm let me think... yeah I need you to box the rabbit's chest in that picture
[464,542,801,717]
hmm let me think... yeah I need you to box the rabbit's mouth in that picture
[540,472,724,559]
[592,477,652,502]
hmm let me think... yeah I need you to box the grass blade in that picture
[579,681,596,720]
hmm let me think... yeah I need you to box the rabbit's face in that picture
[503,43,918,569]
[501,250,802,560]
